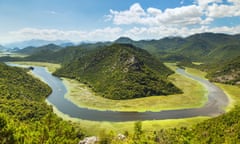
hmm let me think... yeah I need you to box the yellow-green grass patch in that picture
[63,71,207,112]
[47,101,209,135]
[215,83,240,112]
[12,61,61,73]
[0,52,28,58]
[192,62,203,65]
[164,62,178,71]
[185,67,207,79]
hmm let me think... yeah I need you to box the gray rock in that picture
[79,136,98,144]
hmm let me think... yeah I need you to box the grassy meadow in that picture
[11,61,61,73]
[17,61,240,135]
[63,70,207,112]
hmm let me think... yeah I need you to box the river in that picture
[8,63,229,122]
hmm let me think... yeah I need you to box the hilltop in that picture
[54,44,181,99]
[115,33,240,63]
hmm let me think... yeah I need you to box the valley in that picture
[1,32,240,143]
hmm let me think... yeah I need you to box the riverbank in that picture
[10,62,235,135]
[48,103,209,135]
[63,71,207,112]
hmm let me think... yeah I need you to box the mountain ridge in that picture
[54,44,182,99]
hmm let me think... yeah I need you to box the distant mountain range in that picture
[1,32,239,86]
[3,39,75,49]
[114,33,240,63]
[16,44,63,55]
[0,45,7,52]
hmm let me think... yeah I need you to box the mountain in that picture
[16,44,63,55]
[3,39,74,49]
[54,44,181,100]
[0,45,7,52]
[113,33,240,63]
[207,56,240,85]
[114,37,134,44]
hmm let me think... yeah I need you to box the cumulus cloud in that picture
[206,2,240,18]
[122,25,240,40]
[109,3,204,27]
[109,3,146,25]
[4,27,122,43]
[1,2,240,44]
[195,0,222,8]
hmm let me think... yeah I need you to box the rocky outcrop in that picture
[79,136,98,144]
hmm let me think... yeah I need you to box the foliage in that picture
[116,33,240,63]
[54,44,181,99]
[0,63,84,143]
[206,56,240,85]
[98,106,240,144]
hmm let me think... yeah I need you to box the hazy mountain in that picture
[0,45,7,51]
[16,44,63,55]
[3,39,74,49]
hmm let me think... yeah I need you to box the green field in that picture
[19,62,240,135]
[49,103,209,135]
[0,52,28,58]
[63,70,207,112]
[12,61,61,73]
[215,83,240,111]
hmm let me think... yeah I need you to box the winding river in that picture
[8,64,229,122]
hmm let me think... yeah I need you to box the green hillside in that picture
[16,44,63,55]
[54,44,181,99]
[115,33,240,63]
[207,56,240,85]
[0,63,84,143]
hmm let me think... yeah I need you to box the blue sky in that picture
[0,0,240,44]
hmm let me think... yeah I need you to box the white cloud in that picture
[195,0,222,8]
[109,3,204,27]
[1,25,240,44]
[0,27,122,44]
[159,5,203,25]
[122,25,240,40]
[228,0,240,4]
[110,3,146,25]
[207,3,240,18]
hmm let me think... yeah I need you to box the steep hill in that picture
[16,44,63,55]
[114,33,240,63]
[0,63,83,143]
[207,56,240,85]
[54,44,181,99]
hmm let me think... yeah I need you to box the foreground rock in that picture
[79,136,98,144]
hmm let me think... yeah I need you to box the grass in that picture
[0,52,28,58]
[11,61,61,73]
[164,62,178,71]
[63,67,207,112]
[192,62,203,65]
[185,67,207,79]
[28,61,210,135]
[215,83,240,112]
[48,101,209,135]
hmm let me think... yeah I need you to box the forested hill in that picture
[54,44,181,99]
[0,63,84,143]
[207,56,240,85]
[115,33,240,63]
[16,43,63,55]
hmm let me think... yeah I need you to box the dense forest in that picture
[0,32,239,143]
[0,63,84,143]
[54,44,181,99]
[94,106,240,144]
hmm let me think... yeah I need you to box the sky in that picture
[0,0,240,44]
